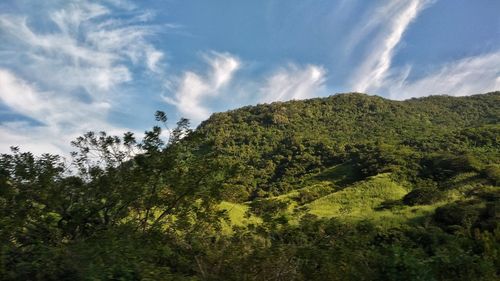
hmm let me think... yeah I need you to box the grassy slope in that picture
[221,170,486,229]
[220,173,410,226]
[219,201,261,233]
[305,173,406,218]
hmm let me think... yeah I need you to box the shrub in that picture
[249,198,289,220]
[482,165,500,185]
[433,200,485,230]
[403,186,445,206]
[375,199,404,210]
[220,184,251,202]
[295,184,334,204]
[420,154,482,181]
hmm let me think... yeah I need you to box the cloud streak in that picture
[164,56,327,122]
[0,0,164,154]
[345,0,499,100]
[0,69,114,154]
[164,52,240,122]
[387,51,500,99]
[0,2,163,92]
[349,0,433,93]
[260,64,326,103]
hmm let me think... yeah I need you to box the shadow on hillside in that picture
[314,162,362,190]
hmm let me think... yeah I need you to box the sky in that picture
[0,0,499,155]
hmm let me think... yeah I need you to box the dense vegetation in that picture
[1,92,499,280]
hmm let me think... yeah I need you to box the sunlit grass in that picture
[306,173,407,218]
[218,170,487,231]
[219,201,261,233]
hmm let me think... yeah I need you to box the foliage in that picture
[0,113,224,280]
[1,92,499,280]
[403,185,445,206]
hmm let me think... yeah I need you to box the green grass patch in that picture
[306,173,407,219]
[219,171,490,230]
[219,201,261,232]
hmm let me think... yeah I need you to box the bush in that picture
[249,198,289,220]
[295,184,334,204]
[220,184,251,202]
[482,165,500,185]
[375,199,404,210]
[420,154,482,181]
[403,186,445,206]
[433,200,485,230]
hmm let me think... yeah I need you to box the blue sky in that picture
[0,0,499,154]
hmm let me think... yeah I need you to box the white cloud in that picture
[345,0,498,99]
[387,51,500,99]
[164,58,326,123]
[207,53,240,88]
[0,0,166,93]
[0,69,117,154]
[260,64,326,103]
[0,69,50,119]
[164,52,240,122]
[50,2,109,34]
[349,0,433,93]
[0,122,67,155]
[0,0,164,154]
[146,48,164,73]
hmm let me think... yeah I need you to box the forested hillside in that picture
[197,92,498,200]
[1,92,499,280]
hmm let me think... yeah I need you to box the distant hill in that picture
[190,92,499,201]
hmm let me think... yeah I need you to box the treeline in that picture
[0,92,499,280]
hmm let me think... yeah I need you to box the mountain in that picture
[192,92,499,200]
[1,92,499,280]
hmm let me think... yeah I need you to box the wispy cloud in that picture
[164,57,326,121]
[386,51,500,99]
[0,0,164,154]
[260,64,326,103]
[345,0,499,99]
[348,0,433,93]
[0,2,164,92]
[0,69,116,154]
[164,52,240,122]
